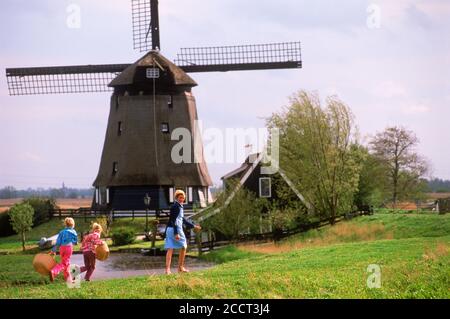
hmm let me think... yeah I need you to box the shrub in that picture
[204,183,269,241]
[111,227,135,246]
[0,210,15,237]
[22,197,57,227]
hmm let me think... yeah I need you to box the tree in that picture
[9,203,34,251]
[204,181,268,241]
[353,145,389,208]
[369,126,429,207]
[22,197,57,226]
[0,186,17,199]
[267,90,363,224]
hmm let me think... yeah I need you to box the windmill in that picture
[5,0,302,213]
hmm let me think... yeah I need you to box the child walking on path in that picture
[49,217,78,282]
[165,190,201,274]
[80,223,104,281]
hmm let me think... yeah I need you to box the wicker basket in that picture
[32,253,57,276]
[95,242,110,261]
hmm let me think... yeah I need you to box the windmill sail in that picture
[175,42,302,73]
[6,64,129,95]
[132,0,160,52]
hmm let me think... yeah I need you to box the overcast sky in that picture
[0,0,449,189]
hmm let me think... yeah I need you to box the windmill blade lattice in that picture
[132,0,160,52]
[6,64,129,95]
[175,42,302,73]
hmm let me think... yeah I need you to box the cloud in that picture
[402,103,431,115]
[372,81,408,98]
[20,152,44,163]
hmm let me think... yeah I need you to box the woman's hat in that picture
[174,189,186,199]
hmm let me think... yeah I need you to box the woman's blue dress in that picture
[164,204,187,249]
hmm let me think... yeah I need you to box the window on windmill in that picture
[259,177,271,198]
[146,68,160,79]
[112,162,118,175]
[118,121,123,136]
[169,187,174,203]
[161,122,170,133]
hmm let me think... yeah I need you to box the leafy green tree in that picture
[370,126,429,207]
[267,90,363,224]
[0,186,17,199]
[22,197,57,226]
[353,145,389,208]
[9,203,34,251]
[204,181,268,241]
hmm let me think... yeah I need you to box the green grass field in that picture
[0,212,448,298]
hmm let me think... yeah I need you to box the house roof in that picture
[220,154,259,181]
[193,152,311,221]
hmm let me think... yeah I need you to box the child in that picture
[165,190,201,274]
[80,223,104,281]
[49,217,78,282]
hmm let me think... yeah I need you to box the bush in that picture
[204,183,269,241]
[22,197,57,227]
[111,227,135,246]
[0,211,15,237]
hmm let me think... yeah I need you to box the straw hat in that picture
[174,189,186,199]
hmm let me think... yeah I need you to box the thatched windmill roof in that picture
[109,51,197,88]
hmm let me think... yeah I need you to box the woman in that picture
[165,189,201,274]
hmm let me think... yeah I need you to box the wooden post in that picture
[132,210,135,220]
[59,209,61,219]
[196,231,202,256]
[151,220,158,249]
[208,230,214,251]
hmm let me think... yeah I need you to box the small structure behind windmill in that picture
[5,0,302,214]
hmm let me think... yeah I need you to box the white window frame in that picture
[169,187,174,203]
[161,122,169,133]
[207,187,214,204]
[259,177,271,198]
[188,187,193,203]
[146,68,160,79]
[95,188,99,204]
[198,189,206,208]
[106,188,110,204]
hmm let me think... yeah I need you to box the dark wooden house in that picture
[217,153,309,212]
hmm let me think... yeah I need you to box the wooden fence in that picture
[49,208,178,222]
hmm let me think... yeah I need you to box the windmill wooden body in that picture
[5,0,302,213]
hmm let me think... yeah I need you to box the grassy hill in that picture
[0,212,448,298]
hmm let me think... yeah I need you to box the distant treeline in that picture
[0,179,446,200]
[0,186,94,199]
[426,178,450,193]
